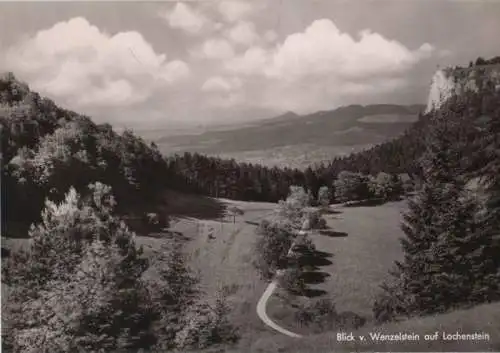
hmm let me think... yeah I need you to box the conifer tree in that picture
[3,183,155,353]
[479,87,500,239]
[374,96,500,322]
[148,241,199,349]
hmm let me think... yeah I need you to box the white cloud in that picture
[225,21,259,46]
[161,3,210,34]
[226,19,433,81]
[3,17,190,108]
[160,60,191,83]
[202,76,242,92]
[218,1,258,23]
[200,38,235,60]
[225,46,268,75]
[201,75,245,109]
[264,30,278,43]
[221,18,437,114]
[265,20,434,80]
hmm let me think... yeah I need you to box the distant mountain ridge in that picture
[155,104,425,161]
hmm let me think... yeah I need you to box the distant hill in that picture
[155,104,425,168]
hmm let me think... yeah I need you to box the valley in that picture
[152,105,423,169]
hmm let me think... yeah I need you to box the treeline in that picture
[166,152,409,205]
[166,152,331,202]
[469,55,500,67]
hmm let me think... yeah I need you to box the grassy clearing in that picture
[137,196,278,339]
[181,199,277,336]
[135,197,410,345]
[264,200,407,335]
[307,200,407,318]
[255,201,407,340]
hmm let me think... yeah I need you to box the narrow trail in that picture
[256,229,307,338]
[256,272,303,338]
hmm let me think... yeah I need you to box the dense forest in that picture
[1,72,181,238]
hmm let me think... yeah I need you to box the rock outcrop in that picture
[425,64,500,113]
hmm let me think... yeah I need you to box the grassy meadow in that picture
[5,193,500,352]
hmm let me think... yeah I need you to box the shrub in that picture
[174,289,239,350]
[317,186,331,208]
[253,220,295,280]
[279,267,306,295]
[335,311,367,329]
[295,298,338,332]
[369,172,403,201]
[334,171,371,202]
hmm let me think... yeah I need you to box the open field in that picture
[119,196,280,339]
[310,200,407,317]
[204,143,374,170]
[265,201,407,335]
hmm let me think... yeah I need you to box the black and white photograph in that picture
[1,0,500,352]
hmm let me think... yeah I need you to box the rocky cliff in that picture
[425,64,500,113]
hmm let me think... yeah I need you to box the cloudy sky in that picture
[1,0,499,129]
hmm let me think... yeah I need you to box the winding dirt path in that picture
[256,272,303,338]
[256,229,307,338]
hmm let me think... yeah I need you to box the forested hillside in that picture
[1,72,181,238]
[326,60,500,177]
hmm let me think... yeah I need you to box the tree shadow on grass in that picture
[344,198,386,207]
[318,230,348,237]
[292,246,333,298]
[300,271,330,284]
[320,208,343,215]
[141,230,191,241]
[160,189,226,220]
[293,246,333,269]
[302,288,328,297]
[344,196,403,208]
